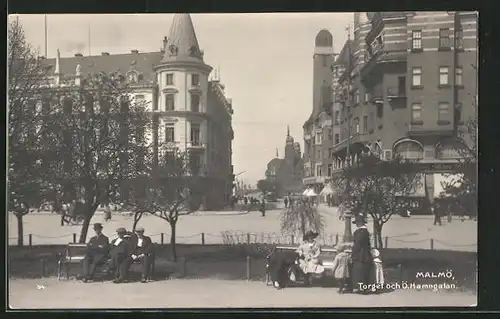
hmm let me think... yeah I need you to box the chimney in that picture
[131,49,139,54]
[101,52,110,56]
[75,53,83,57]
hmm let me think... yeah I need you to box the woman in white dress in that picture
[296,231,325,277]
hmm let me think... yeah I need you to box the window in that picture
[439,28,451,49]
[355,122,360,134]
[165,123,175,143]
[191,94,200,112]
[166,73,174,85]
[315,132,322,145]
[411,103,422,122]
[191,74,200,86]
[316,164,322,177]
[438,102,449,121]
[316,149,321,160]
[364,93,369,103]
[456,67,463,86]
[190,123,200,146]
[376,104,383,118]
[334,134,340,145]
[439,67,449,86]
[412,30,422,50]
[455,28,464,49]
[412,67,422,87]
[363,115,368,133]
[327,164,333,177]
[334,111,340,124]
[165,94,175,111]
[398,76,406,95]
[355,92,360,104]
[328,128,333,140]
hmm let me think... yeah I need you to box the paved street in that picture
[8,206,477,251]
[9,278,476,309]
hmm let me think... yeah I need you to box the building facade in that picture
[265,127,304,196]
[303,30,336,194]
[40,14,234,210]
[332,11,478,206]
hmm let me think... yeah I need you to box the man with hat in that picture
[128,226,155,283]
[109,227,133,283]
[81,223,110,282]
[351,214,373,293]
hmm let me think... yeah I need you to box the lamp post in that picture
[343,24,353,243]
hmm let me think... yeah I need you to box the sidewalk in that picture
[9,278,476,309]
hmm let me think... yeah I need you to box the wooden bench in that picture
[265,245,344,285]
[57,243,88,280]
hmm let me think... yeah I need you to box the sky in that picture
[15,13,353,186]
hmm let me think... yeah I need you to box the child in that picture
[371,248,385,291]
[331,243,352,294]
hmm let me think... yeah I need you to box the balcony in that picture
[303,176,326,185]
[407,123,454,137]
[187,141,207,149]
[371,85,384,104]
[386,87,407,103]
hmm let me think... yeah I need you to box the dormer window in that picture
[189,46,199,57]
[127,70,139,83]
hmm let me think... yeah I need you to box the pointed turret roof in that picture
[286,125,294,144]
[160,14,204,64]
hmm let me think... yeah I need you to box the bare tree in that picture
[8,17,50,245]
[128,148,196,261]
[47,72,151,243]
[340,154,421,248]
[280,201,325,241]
[441,106,477,217]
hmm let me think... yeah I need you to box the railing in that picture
[8,230,477,251]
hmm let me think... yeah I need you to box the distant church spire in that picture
[287,125,290,137]
[276,148,279,158]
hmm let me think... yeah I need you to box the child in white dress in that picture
[371,248,384,290]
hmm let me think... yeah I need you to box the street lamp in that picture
[342,24,353,243]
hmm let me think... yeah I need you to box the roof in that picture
[160,14,204,64]
[333,40,354,67]
[41,51,163,86]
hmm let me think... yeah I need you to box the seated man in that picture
[82,223,110,282]
[109,227,133,283]
[128,227,155,283]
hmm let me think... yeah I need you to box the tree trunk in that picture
[170,220,177,261]
[132,211,143,232]
[15,213,24,246]
[79,214,92,243]
[374,222,384,249]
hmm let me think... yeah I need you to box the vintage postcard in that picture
[7,12,477,309]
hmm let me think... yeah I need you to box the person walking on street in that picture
[447,203,452,223]
[104,204,112,222]
[260,199,266,217]
[432,203,442,226]
[284,196,289,209]
[331,242,352,294]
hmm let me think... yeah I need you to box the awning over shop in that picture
[320,184,334,196]
[434,173,463,198]
[302,188,317,197]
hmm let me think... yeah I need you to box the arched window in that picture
[371,141,382,158]
[393,139,424,160]
[436,141,461,160]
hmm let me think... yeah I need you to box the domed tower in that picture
[153,14,213,153]
[312,30,335,117]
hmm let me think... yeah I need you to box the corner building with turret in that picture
[40,14,234,210]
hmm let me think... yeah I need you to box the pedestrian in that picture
[331,242,352,294]
[244,196,248,205]
[104,204,112,222]
[284,196,289,209]
[371,248,385,293]
[432,203,442,226]
[260,199,266,217]
[351,214,373,294]
[447,203,452,223]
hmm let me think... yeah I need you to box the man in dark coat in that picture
[82,223,110,282]
[128,227,155,283]
[109,227,133,283]
[351,214,373,294]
